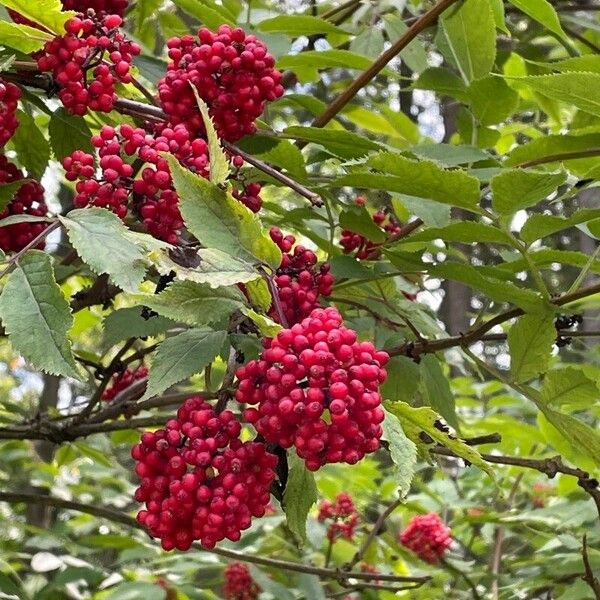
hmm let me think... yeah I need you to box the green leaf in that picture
[520,210,600,244]
[381,356,420,403]
[73,442,113,468]
[540,367,600,408]
[170,0,236,25]
[103,307,176,347]
[11,110,50,179]
[467,76,519,125]
[338,154,481,211]
[395,195,450,228]
[512,73,600,118]
[235,136,306,180]
[491,169,567,215]
[247,566,295,600]
[383,13,428,72]
[283,453,317,544]
[152,248,261,288]
[350,27,384,58]
[0,251,81,380]
[0,180,30,212]
[278,49,385,73]
[413,67,468,100]
[242,308,282,337]
[0,20,52,53]
[0,0,76,35]
[296,574,326,600]
[420,354,458,429]
[189,87,229,185]
[135,281,244,327]
[508,313,556,383]
[384,400,493,476]
[411,144,491,167]
[438,0,496,83]
[406,221,513,246]
[282,126,383,159]
[0,573,23,597]
[104,582,166,600]
[507,0,568,41]
[381,408,417,498]
[165,154,281,269]
[48,108,93,162]
[429,263,545,312]
[59,208,150,292]
[142,328,226,400]
[339,206,386,243]
[257,15,350,36]
[245,277,272,312]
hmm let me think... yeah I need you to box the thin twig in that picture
[516,148,600,168]
[0,491,431,586]
[582,534,600,600]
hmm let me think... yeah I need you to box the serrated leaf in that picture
[0,251,81,379]
[165,154,281,269]
[142,328,226,400]
[152,248,261,288]
[0,214,52,228]
[349,153,481,211]
[170,0,236,25]
[103,307,176,347]
[0,0,76,34]
[257,15,350,36]
[507,0,568,41]
[0,20,52,53]
[60,208,149,292]
[11,110,50,179]
[468,76,519,125]
[540,367,600,408]
[411,144,491,167]
[283,453,317,544]
[0,180,30,212]
[438,0,496,83]
[512,73,600,117]
[382,409,417,498]
[383,13,428,72]
[242,308,282,337]
[384,400,493,475]
[48,108,93,161]
[520,210,600,245]
[413,67,468,100]
[406,221,513,246]
[235,136,306,180]
[339,206,386,243]
[381,356,420,403]
[136,281,244,327]
[420,354,458,429]
[189,87,229,185]
[508,313,556,383]
[245,277,272,312]
[491,169,567,215]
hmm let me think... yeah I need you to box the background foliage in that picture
[0,0,600,599]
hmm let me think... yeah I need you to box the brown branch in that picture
[309,0,461,130]
[516,148,600,169]
[582,534,600,600]
[0,491,431,586]
[387,279,600,358]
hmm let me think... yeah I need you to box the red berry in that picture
[317,492,360,541]
[399,513,452,563]
[223,562,261,600]
[0,79,21,147]
[102,366,148,402]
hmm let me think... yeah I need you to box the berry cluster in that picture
[0,80,21,147]
[340,200,401,260]
[158,25,284,142]
[62,0,130,16]
[532,481,553,508]
[37,14,140,116]
[269,227,334,326]
[0,156,48,253]
[317,492,360,541]
[235,307,388,471]
[232,181,263,213]
[64,123,210,243]
[399,513,452,564]
[223,562,261,600]
[102,366,148,401]
[133,397,278,550]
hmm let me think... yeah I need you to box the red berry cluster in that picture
[0,156,48,253]
[340,200,401,260]
[232,181,262,213]
[133,397,278,550]
[63,123,210,243]
[223,562,261,600]
[158,25,284,142]
[317,492,360,541]
[268,227,334,326]
[399,513,452,564]
[235,307,388,471]
[37,14,140,116]
[62,0,130,17]
[0,80,21,147]
[102,366,148,401]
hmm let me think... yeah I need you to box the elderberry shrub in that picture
[133,397,278,550]
[317,492,360,541]
[0,156,49,253]
[37,14,140,116]
[158,25,284,142]
[235,307,388,471]
[399,513,452,563]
